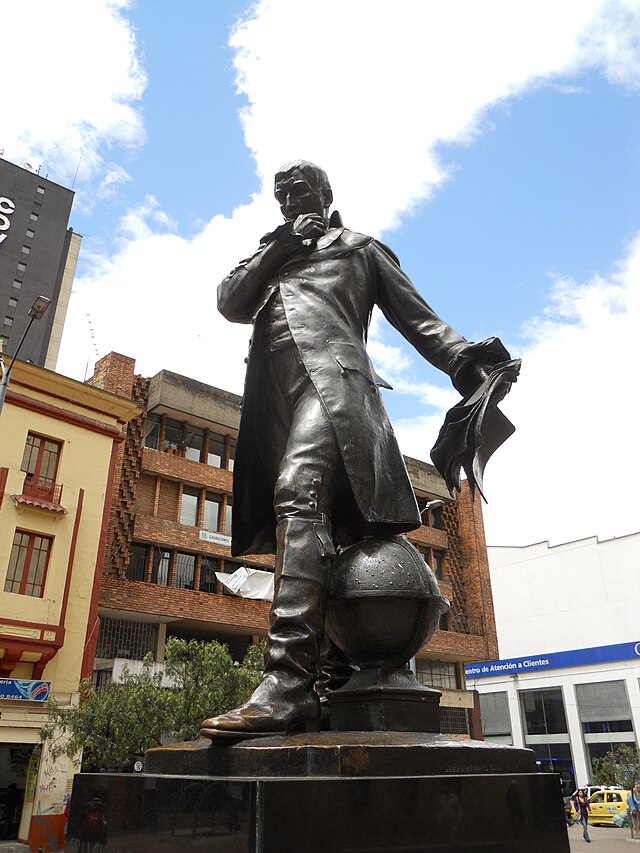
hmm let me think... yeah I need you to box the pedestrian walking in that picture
[573,789,591,842]
[628,785,640,837]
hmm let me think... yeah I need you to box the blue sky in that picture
[3,0,640,547]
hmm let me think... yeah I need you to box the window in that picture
[224,497,233,533]
[479,692,512,741]
[163,418,183,453]
[17,262,26,272]
[520,689,568,735]
[415,497,441,528]
[3,316,13,327]
[127,543,149,582]
[415,544,444,580]
[36,186,45,194]
[151,549,171,585]
[439,611,449,631]
[4,530,52,597]
[228,437,236,471]
[26,229,35,239]
[13,280,22,290]
[30,213,39,222]
[199,556,219,593]
[8,297,18,309]
[415,659,458,690]
[180,487,199,526]
[143,414,160,449]
[184,427,203,462]
[203,492,221,531]
[1,335,8,349]
[175,552,195,589]
[96,617,158,660]
[207,433,225,467]
[432,550,444,579]
[20,433,61,496]
[21,246,30,255]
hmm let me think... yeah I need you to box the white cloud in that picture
[382,231,640,547]
[48,0,640,550]
[478,233,640,546]
[2,0,145,185]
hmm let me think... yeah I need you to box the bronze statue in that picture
[201,160,517,738]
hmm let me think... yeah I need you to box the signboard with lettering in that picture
[199,530,231,546]
[465,640,640,680]
[0,678,50,701]
[0,195,16,247]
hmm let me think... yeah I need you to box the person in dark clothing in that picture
[573,790,591,842]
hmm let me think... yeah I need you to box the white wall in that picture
[488,532,640,658]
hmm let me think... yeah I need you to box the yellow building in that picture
[0,358,139,848]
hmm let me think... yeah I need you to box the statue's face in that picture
[274,168,326,221]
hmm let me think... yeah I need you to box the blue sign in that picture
[0,678,50,701]
[465,640,640,680]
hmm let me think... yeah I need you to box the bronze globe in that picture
[325,536,450,669]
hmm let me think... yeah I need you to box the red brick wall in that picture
[157,479,180,521]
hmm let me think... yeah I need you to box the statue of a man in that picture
[202,160,513,736]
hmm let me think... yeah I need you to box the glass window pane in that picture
[40,441,60,484]
[184,427,203,462]
[180,488,199,526]
[207,433,224,467]
[576,681,631,723]
[432,550,444,580]
[21,434,40,474]
[152,550,171,585]
[228,437,236,471]
[199,556,219,593]
[164,419,183,452]
[143,415,160,449]
[127,543,148,581]
[479,692,512,737]
[175,553,195,589]
[224,499,233,534]
[520,689,568,735]
[203,493,221,531]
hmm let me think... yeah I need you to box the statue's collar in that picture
[315,227,345,250]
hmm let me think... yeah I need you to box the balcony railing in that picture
[22,472,64,505]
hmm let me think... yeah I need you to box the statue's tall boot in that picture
[201,518,330,737]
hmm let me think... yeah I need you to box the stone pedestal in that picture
[66,734,570,852]
[327,667,442,732]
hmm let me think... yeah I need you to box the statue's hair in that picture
[274,160,331,194]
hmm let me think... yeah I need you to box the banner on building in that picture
[465,640,640,680]
[0,678,50,701]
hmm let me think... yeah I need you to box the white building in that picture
[466,533,640,795]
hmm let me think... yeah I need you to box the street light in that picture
[0,295,51,414]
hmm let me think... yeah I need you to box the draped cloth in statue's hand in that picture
[430,358,522,500]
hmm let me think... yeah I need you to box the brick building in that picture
[89,351,498,738]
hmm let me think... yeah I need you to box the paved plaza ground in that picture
[568,823,640,850]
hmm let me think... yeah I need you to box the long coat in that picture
[218,226,476,557]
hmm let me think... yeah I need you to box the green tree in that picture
[591,744,640,790]
[163,636,263,742]
[39,638,264,771]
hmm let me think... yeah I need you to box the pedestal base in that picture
[67,769,570,852]
[327,666,442,732]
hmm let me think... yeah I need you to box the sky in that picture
[2,0,639,548]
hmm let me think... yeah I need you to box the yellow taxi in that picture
[571,789,630,825]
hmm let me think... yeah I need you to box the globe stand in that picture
[327,665,442,732]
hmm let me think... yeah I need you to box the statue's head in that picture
[274,160,333,222]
